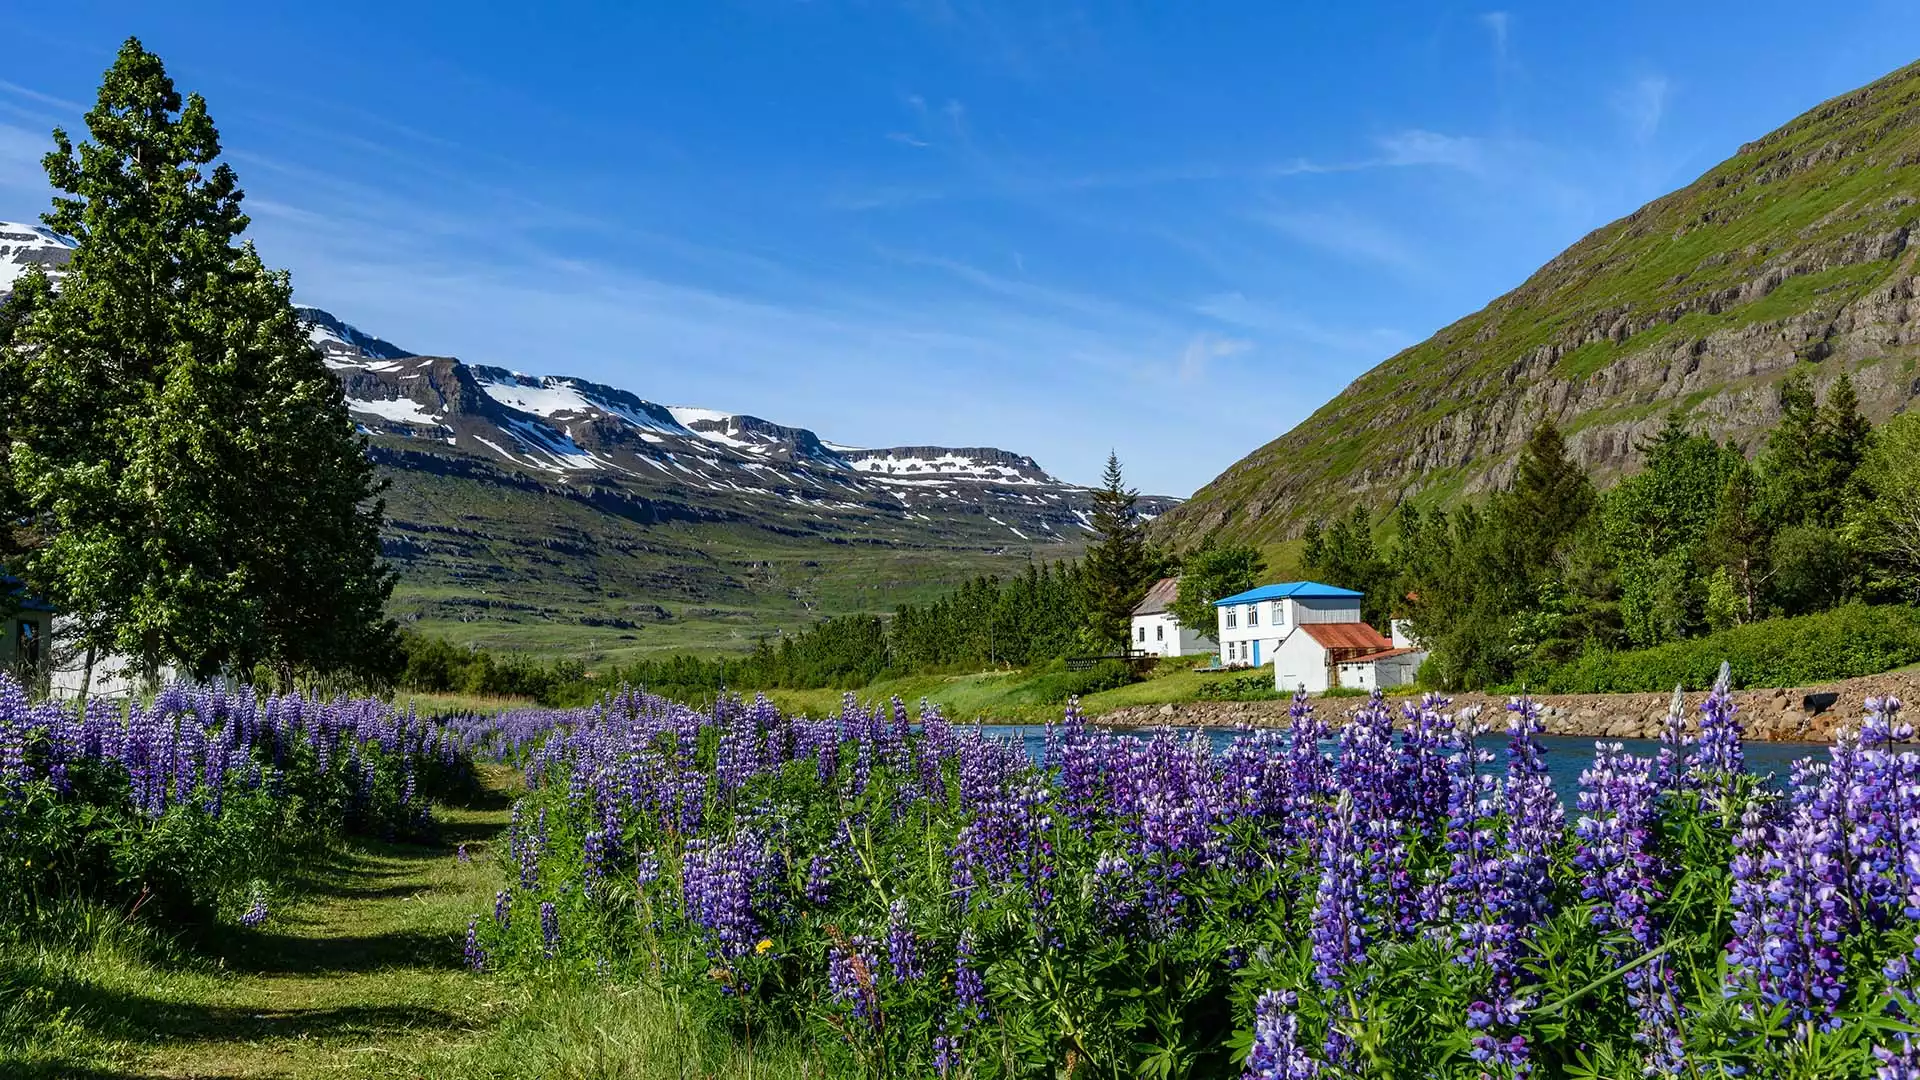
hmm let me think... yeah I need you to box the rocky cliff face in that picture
[1161,60,1920,547]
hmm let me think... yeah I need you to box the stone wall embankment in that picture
[1095,671,1918,743]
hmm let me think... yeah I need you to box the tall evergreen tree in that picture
[1506,418,1596,569]
[1082,453,1155,649]
[1758,372,1824,528]
[3,39,394,686]
[1704,460,1768,624]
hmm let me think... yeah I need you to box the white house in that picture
[1251,584,1436,691]
[1129,577,1214,658]
[1212,581,1367,669]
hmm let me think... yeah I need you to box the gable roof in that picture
[1213,581,1363,606]
[1132,576,1181,616]
[1298,622,1393,653]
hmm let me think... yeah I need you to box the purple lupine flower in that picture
[805,853,832,905]
[954,931,989,1023]
[681,830,786,960]
[932,1020,961,1078]
[1310,792,1368,992]
[1652,685,1692,792]
[886,898,923,982]
[494,889,512,930]
[828,932,882,1022]
[540,900,560,959]
[1574,742,1684,1073]
[241,895,270,929]
[1244,989,1321,1079]
[456,842,469,864]
[464,914,488,972]
[1690,662,1745,797]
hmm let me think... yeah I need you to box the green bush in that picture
[1538,602,1920,693]
[1012,659,1135,705]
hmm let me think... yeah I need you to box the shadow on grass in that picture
[4,954,461,1051]
[208,926,463,977]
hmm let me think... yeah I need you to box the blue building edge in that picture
[1211,581,1362,606]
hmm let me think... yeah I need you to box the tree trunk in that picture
[78,643,96,704]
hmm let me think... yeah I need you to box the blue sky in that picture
[4,2,1920,495]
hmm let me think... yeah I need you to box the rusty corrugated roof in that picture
[1301,622,1393,653]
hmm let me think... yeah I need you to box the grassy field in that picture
[0,764,814,1080]
[762,660,1278,722]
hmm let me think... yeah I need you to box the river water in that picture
[984,724,1821,808]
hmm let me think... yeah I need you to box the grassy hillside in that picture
[1162,58,1920,549]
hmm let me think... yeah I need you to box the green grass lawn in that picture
[761,661,1283,723]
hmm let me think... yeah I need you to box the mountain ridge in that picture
[1159,58,1920,549]
[3,219,1174,658]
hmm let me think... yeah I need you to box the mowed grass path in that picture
[135,769,517,1080]
[7,763,817,1080]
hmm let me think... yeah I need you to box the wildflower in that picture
[1244,989,1320,1079]
[464,914,487,972]
[540,900,560,959]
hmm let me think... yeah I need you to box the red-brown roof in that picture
[1132,576,1182,616]
[1337,646,1422,664]
[1300,622,1394,653]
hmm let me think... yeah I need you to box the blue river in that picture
[983,725,1821,808]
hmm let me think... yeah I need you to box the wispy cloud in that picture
[887,131,930,148]
[1479,11,1510,62]
[1258,207,1423,274]
[1175,332,1252,384]
[1193,291,1410,359]
[1375,129,1486,173]
[1612,73,1670,144]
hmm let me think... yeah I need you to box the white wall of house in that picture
[45,618,182,699]
[1333,650,1427,692]
[1390,619,1420,649]
[1271,629,1332,693]
[1130,612,1212,658]
[1214,600,1282,668]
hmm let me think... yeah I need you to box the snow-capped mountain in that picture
[318,308,1170,542]
[2,213,1177,646]
[0,220,75,296]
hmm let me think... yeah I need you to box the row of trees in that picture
[528,454,1172,696]
[0,40,395,691]
[1300,373,1916,688]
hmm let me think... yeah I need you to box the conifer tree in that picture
[1083,453,1154,649]
[1506,418,1595,570]
[3,39,394,686]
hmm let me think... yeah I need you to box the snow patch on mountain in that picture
[0,220,76,296]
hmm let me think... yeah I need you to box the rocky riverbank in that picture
[1093,670,1918,743]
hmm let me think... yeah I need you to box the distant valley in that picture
[3,223,1176,661]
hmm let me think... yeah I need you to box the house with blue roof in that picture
[1213,581,1426,692]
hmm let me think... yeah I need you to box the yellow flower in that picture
[756,938,773,955]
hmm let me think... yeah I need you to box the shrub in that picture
[1539,602,1920,692]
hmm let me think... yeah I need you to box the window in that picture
[1247,604,1258,626]
[1225,608,1237,629]
[1272,601,1285,626]
[1137,626,1146,643]
[1155,624,1164,641]
[15,619,40,672]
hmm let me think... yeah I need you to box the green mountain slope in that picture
[1161,59,1920,548]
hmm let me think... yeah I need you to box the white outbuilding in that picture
[1129,577,1214,658]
